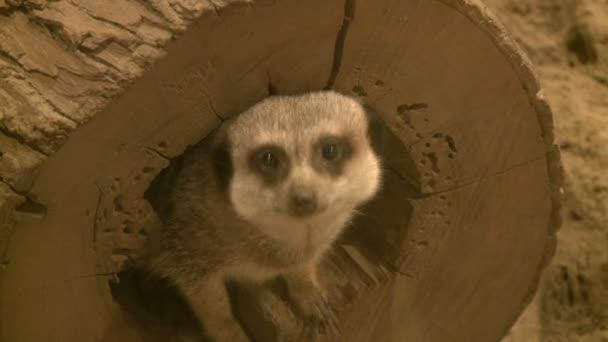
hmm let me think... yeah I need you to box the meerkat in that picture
[142,91,383,342]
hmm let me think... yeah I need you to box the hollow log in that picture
[0,0,563,341]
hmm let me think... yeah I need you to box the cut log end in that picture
[0,0,562,341]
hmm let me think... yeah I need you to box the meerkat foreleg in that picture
[284,263,339,337]
[183,275,250,342]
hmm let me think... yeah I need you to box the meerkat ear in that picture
[362,103,389,160]
[210,123,234,192]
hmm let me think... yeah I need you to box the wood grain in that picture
[0,0,562,341]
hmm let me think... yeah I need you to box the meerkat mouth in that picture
[304,224,313,253]
[271,205,329,218]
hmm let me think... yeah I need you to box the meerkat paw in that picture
[291,289,340,339]
[284,268,340,339]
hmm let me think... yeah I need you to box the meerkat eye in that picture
[322,143,340,161]
[319,136,348,163]
[313,135,352,175]
[260,150,278,170]
[249,145,289,183]
[253,145,286,173]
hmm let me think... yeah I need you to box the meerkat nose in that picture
[288,186,318,217]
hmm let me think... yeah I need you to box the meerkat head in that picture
[223,91,382,247]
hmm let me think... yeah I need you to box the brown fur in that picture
[142,91,382,341]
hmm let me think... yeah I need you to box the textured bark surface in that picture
[0,1,246,331]
[0,0,562,341]
[0,0,248,276]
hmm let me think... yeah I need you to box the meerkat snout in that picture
[288,185,318,217]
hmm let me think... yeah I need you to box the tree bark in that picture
[0,0,562,341]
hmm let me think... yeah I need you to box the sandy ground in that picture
[481,0,608,341]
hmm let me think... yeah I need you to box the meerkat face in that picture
[225,91,382,247]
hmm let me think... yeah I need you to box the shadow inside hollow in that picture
[109,267,207,341]
[108,101,419,341]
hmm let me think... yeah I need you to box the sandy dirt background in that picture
[481,0,608,341]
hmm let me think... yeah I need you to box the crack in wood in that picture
[266,70,277,96]
[207,97,224,122]
[325,0,355,89]
[23,77,82,126]
[0,176,46,219]
[0,176,25,196]
[14,196,46,216]
[0,176,47,214]
[145,146,170,161]
[75,4,140,36]
[409,154,547,200]
[92,183,103,245]
[0,125,51,157]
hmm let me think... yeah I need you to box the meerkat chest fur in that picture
[158,91,382,284]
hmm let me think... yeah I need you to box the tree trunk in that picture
[0,0,563,341]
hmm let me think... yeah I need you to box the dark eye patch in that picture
[248,144,290,185]
[313,135,353,176]
[212,139,233,192]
